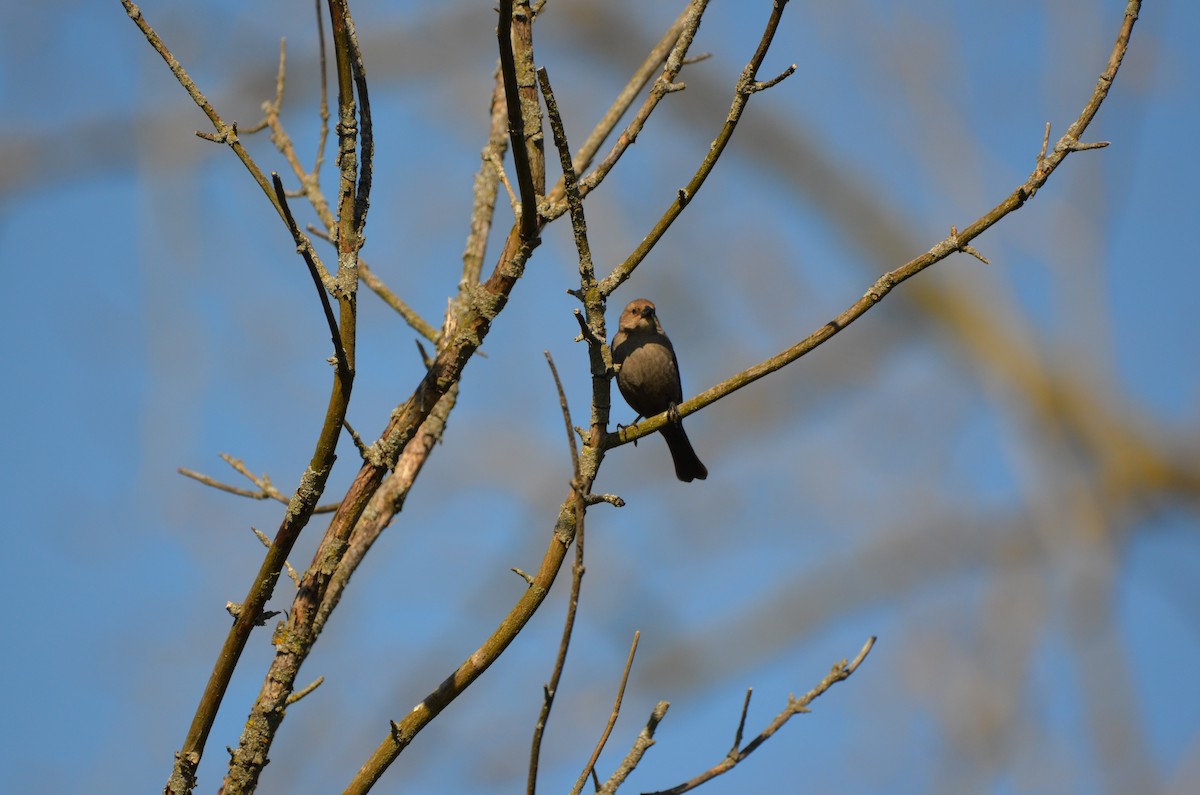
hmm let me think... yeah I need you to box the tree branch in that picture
[527,350,587,795]
[646,637,876,795]
[571,631,641,795]
[607,0,1141,449]
[124,3,362,790]
[498,0,544,241]
[598,0,793,296]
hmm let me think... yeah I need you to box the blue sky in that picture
[2,1,1198,793]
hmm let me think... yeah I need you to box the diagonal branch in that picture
[571,631,642,795]
[598,0,794,296]
[646,637,876,795]
[597,701,670,795]
[344,489,582,794]
[541,1,700,218]
[608,0,1141,449]
[124,4,363,791]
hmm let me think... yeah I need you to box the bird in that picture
[611,298,708,482]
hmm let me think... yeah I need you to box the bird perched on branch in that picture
[611,298,708,482]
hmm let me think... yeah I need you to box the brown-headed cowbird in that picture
[611,298,708,482]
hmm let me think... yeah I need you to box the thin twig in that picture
[572,631,642,795]
[545,353,582,478]
[285,675,325,706]
[177,457,338,513]
[122,0,294,244]
[174,467,257,500]
[539,67,596,295]
[342,418,369,460]
[730,688,753,754]
[527,351,587,795]
[251,528,299,586]
[461,73,510,287]
[272,173,348,378]
[312,0,330,177]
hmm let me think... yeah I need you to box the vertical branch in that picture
[498,0,545,241]
[124,0,367,790]
[527,350,588,795]
[216,3,373,793]
[539,65,611,442]
[461,74,510,288]
[325,0,369,374]
[312,0,331,177]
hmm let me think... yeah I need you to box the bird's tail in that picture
[662,424,708,482]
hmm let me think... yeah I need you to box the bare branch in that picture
[178,455,338,513]
[571,631,642,795]
[599,0,792,296]
[598,701,670,795]
[312,0,331,178]
[527,350,587,795]
[542,3,699,217]
[498,0,544,240]
[122,0,296,248]
[124,4,361,789]
[461,74,511,287]
[646,637,876,795]
[730,688,753,755]
[609,0,1142,449]
[539,67,597,299]
[285,675,324,706]
[272,173,348,378]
